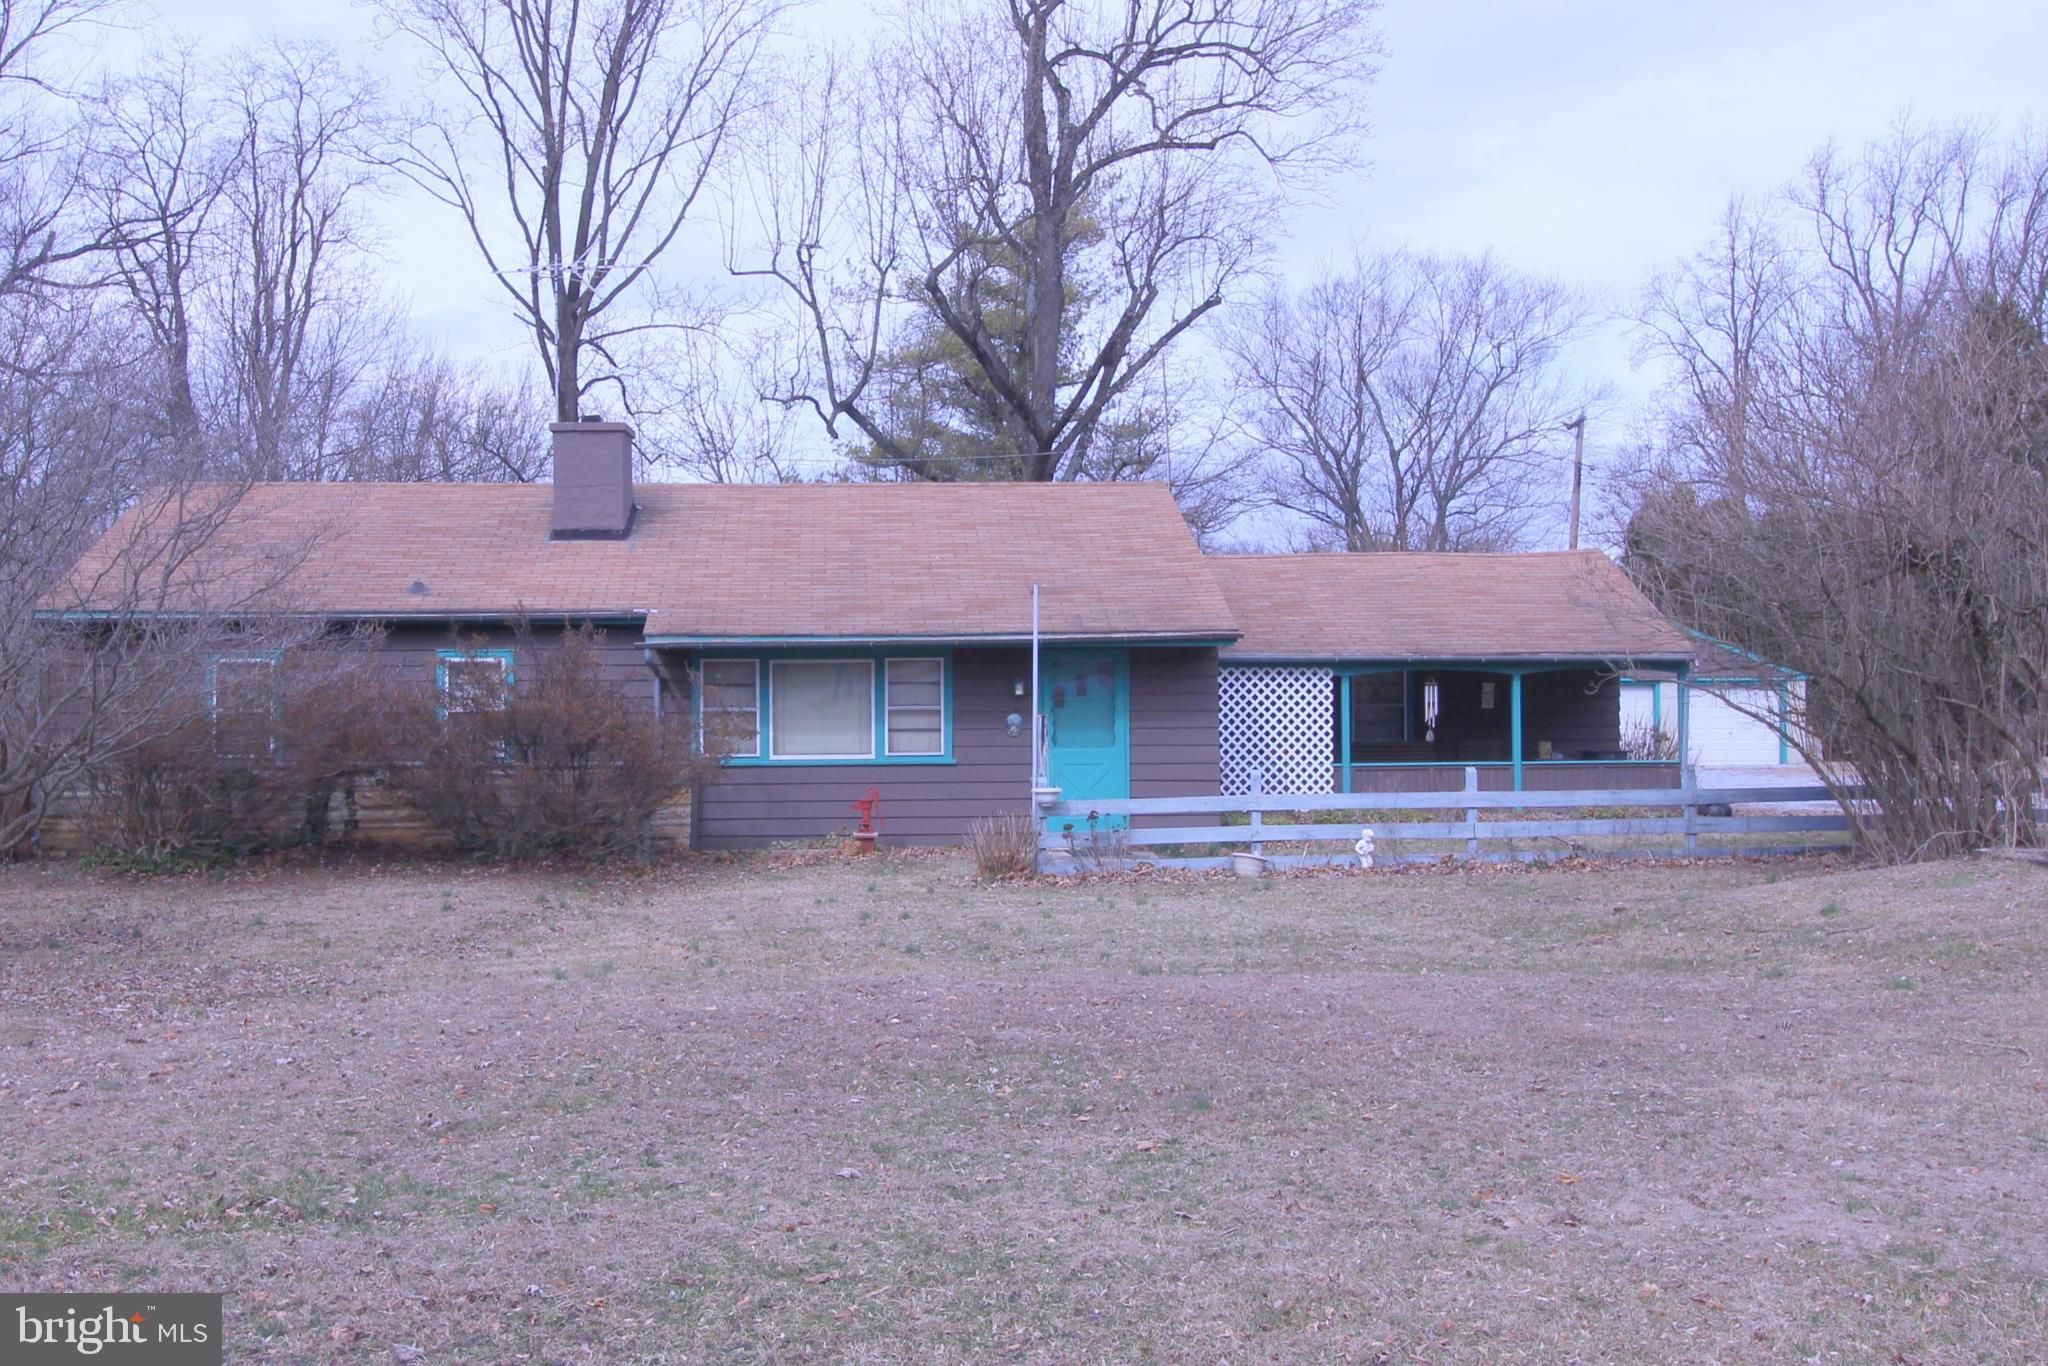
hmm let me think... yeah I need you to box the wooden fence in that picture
[1036,766,1856,872]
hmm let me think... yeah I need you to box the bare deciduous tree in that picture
[0,295,322,855]
[1230,249,1594,551]
[212,42,387,479]
[0,0,133,298]
[741,0,1378,486]
[89,44,547,485]
[379,0,780,425]
[89,56,227,446]
[1624,120,2048,859]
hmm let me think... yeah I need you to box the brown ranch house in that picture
[49,423,1701,849]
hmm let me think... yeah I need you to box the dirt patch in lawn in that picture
[2,854,2045,1361]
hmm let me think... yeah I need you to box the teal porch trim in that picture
[1228,656,1691,673]
[1675,661,1691,769]
[1509,671,1524,791]
[1339,673,1353,796]
[1778,681,1792,765]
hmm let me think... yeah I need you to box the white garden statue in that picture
[1354,828,1376,869]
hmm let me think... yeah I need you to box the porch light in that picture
[1422,674,1441,742]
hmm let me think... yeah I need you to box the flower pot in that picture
[1032,786,1063,808]
[1232,851,1267,879]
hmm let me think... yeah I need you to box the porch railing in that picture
[1038,765,1858,871]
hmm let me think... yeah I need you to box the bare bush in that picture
[1624,121,2048,858]
[77,630,403,858]
[966,812,1038,880]
[385,623,716,859]
[1619,715,1677,764]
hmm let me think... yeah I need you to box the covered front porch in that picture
[1220,660,1689,795]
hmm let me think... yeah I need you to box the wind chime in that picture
[1421,674,1441,743]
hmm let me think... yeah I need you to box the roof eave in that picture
[1217,650,1698,666]
[644,630,1241,648]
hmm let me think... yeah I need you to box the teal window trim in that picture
[883,656,948,758]
[436,647,515,725]
[695,646,957,767]
[699,657,763,758]
[206,651,284,757]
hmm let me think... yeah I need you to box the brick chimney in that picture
[550,420,636,539]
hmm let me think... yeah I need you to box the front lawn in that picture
[3,853,2044,1360]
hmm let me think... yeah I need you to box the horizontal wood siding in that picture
[694,647,1222,849]
[693,647,1033,848]
[1129,648,1220,832]
[377,622,658,713]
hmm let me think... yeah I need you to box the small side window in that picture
[884,658,945,756]
[210,656,279,759]
[439,650,513,738]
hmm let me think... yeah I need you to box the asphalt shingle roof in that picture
[1208,550,1694,663]
[53,480,1239,642]
[54,482,1695,664]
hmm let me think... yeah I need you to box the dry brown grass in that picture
[3,853,2046,1361]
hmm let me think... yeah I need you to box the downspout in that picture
[1030,583,1042,792]
[643,646,663,721]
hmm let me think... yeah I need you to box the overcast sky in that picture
[136,0,2048,533]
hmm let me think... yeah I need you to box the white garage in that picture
[1622,681,1802,766]
[1619,639,1809,768]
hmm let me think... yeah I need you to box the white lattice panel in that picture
[1219,666,1334,796]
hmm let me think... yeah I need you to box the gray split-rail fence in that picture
[1036,766,1858,873]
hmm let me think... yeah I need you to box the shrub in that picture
[967,812,1039,879]
[384,622,716,859]
[79,631,402,858]
[1620,716,1678,763]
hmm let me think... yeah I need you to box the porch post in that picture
[1509,670,1524,792]
[1339,673,1353,795]
[1675,661,1691,778]
[1777,681,1791,765]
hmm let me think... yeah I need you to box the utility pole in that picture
[1564,413,1586,550]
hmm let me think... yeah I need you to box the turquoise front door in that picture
[1041,648,1130,830]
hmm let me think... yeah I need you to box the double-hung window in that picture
[883,658,945,756]
[701,659,762,757]
[438,649,513,738]
[209,655,280,759]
